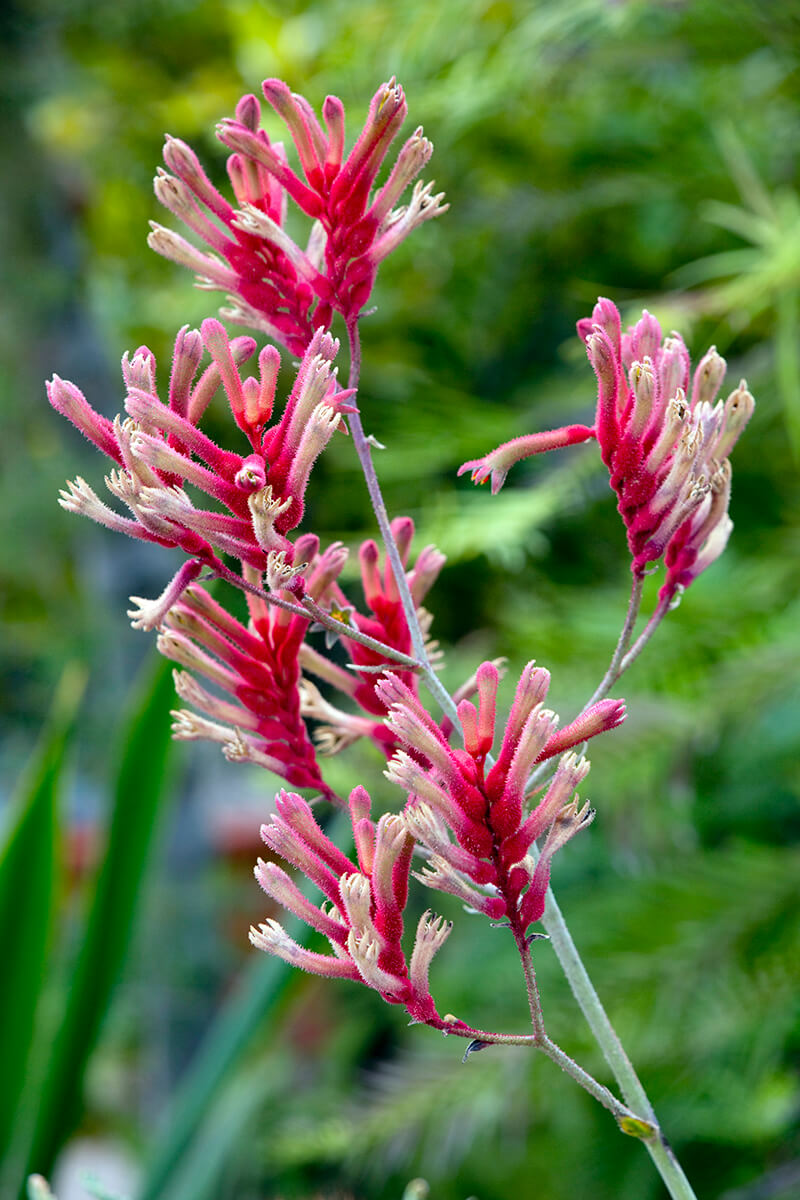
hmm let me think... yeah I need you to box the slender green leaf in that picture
[0,666,85,1165]
[17,655,177,1190]
[137,809,352,1200]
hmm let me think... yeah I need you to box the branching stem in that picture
[345,320,460,722]
[208,560,421,668]
[585,573,645,709]
[345,318,696,1198]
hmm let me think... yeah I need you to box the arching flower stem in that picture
[585,573,645,710]
[207,559,421,668]
[343,324,696,1195]
[345,318,461,722]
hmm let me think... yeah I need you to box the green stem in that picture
[540,889,697,1198]
[210,560,422,669]
[585,573,645,708]
[348,324,695,1197]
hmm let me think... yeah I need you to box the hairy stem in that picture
[346,320,460,722]
[208,560,421,668]
[515,937,646,1128]
[348,325,695,1197]
[617,595,670,677]
[540,889,697,1196]
[585,573,644,708]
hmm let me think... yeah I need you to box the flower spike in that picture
[380,660,624,938]
[152,79,446,352]
[460,298,754,603]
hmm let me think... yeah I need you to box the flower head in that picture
[459,299,754,603]
[51,320,355,630]
[380,661,625,932]
[163,538,350,796]
[252,787,453,1026]
[151,79,447,351]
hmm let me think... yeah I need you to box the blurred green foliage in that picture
[2,0,800,1198]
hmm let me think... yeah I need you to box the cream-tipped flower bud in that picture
[691,346,726,408]
[249,487,292,551]
[714,380,755,459]
[628,357,655,437]
[409,911,452,999]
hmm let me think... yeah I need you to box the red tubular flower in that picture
[51,320,354,629]
[379,661,626,933]
[150,79,447,350]
[459,299,754,603]
[160,537,348,797]
[251,787,453,1026]
[297,517,446,755]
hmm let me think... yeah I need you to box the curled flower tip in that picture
[121,344,157,393]
[235,454,267,492]
[127,559,204,631]
[248,486,292,551]
[409,910,452,999]
[250,919,359,979]
[458,426,596,495]
[413,855,505,919]
[170,709,232,745]
[221,728,286,773]
[265,549,307,593]
[58,477,139,536]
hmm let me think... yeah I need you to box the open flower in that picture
[380,661,625,933]
[51,320,354,625]
[252,787,453,1026]
[459,299,754,603]
[162,537,348,797]
[151,78,447,351]
[299,517,445,755]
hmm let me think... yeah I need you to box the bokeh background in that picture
[2,1,799,1198]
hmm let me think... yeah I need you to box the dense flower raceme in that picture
[161,537,348,797]
[250,663,625,1023]
[165,521,445,789]
[48,318,359,790]
[252,787,454,1026]
[460,300,755,603]
[150,78,447,355]
[49,315,446,792]
[380,662,625,930]
[50,319,354,606]
[299,517,445,756]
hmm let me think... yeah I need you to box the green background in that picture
[1,1,799,1198]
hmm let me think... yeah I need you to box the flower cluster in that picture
[250,662,625,1024]
[252,787,454,1027]
[161,537,349,797]
[51,319,353,611]
[299,518,445,756]
[460,299,754,603]
[51,313,363,789]
[151,79,447,354]
[379,661,626,932]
